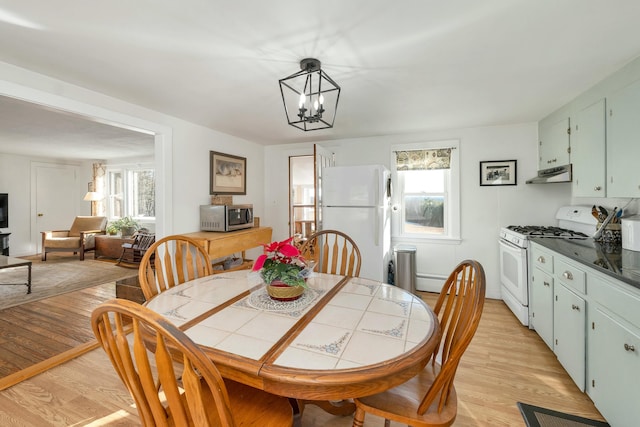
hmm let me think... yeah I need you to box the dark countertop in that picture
[531,237,640,291]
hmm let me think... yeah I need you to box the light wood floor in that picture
[0,284,606,426]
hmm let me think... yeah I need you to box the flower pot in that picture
[120,226,137,238]
[266,280,305,301]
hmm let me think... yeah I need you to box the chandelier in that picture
[279,58,341,131]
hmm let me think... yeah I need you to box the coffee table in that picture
[0,255,32,294]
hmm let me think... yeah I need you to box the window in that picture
[391,141,460,241]
[106,164,155,221]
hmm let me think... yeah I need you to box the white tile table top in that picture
[145,270,436,374]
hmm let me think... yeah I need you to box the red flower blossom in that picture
[252,237,304,271]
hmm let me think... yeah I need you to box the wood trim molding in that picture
[0,340,100,391]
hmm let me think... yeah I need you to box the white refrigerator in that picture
[321,165,391,282]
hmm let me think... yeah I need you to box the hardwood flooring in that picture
[0,285,607,426]
[0,282,114,379]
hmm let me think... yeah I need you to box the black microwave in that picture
[200,204,254,232]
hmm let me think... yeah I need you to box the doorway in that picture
[289,156,315,244]
[32,163,81,253]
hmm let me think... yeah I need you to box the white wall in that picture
[0,61,265,256]
[265,124,573,299]
[0,154,95,255]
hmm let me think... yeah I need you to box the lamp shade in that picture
[83,191,103,201]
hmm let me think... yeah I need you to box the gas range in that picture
[500,206,597,249]
[500,225,589,248]
[499,206,599,327]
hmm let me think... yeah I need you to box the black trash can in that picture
[394,245,416,294]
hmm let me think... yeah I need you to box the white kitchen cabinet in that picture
[588,272,640,426]
[572,98,606,197]
[531,268,554,350]
[531,241,640,425]
[553,281,586,392]
[588,307,640,427]
[538,116,570,170]
[530,243,554,349]
[606,78,640,197]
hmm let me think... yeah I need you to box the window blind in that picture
[394,148,452,170]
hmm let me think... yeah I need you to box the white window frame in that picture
[390,140,461,242]
[105,162,156,222]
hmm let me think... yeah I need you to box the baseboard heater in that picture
[417,273,448,280]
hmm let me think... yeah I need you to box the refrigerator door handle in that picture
[374,167,380,206]
[374,207,380,246]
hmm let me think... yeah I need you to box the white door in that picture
[32,164,80,253]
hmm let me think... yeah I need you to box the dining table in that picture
[144,269,440,421]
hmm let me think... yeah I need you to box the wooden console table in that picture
[180,227,272,272]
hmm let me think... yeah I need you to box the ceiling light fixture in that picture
[279,58,341,131]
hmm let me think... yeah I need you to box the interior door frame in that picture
[313,144,335,232]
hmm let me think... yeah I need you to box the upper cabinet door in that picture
[572,99,606,197]
[538,116,570,170]
[607,79,640,198]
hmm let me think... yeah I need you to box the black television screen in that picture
[0,193,7,228]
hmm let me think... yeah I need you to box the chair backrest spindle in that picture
[300,230,361,277]
[139,235,212,300]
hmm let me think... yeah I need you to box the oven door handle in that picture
[499,238,523,252]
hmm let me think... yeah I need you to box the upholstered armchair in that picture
[41,216,107,261]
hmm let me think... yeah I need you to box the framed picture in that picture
[480,160,517,186]
[210,151,247,195]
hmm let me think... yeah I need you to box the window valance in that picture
[395,148,452,170]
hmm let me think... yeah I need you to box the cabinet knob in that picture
[594,186,602,191]
[563,271,574,280]
[37,213,44,217]
[543,281,550,287]
[624,343,635,352]
[571,304,580,311]
[537,256,546,264]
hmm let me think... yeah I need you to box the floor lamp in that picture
[83,191,103,216]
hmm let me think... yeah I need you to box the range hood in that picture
[525,164,572,184]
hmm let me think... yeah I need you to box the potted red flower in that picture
[252,237,312,300]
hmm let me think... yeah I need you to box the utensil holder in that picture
[595,222,621,243]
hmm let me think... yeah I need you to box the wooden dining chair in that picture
[300,229,361,276]
[139,235,212,301]
[91,298,293,427]
[352,259,486,427]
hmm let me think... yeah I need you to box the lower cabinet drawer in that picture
[555,258,586,294]
[589,272,640,330]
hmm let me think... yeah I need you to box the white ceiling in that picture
[1,0,640,159]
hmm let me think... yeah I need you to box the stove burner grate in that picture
[506,225,588,239]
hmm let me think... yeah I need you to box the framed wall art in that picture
[210,151,247,195]
[479,160,517,186]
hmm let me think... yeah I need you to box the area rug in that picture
[518,402,610,427]
[0,255,137,311]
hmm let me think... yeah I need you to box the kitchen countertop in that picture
[531,237,640,290]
